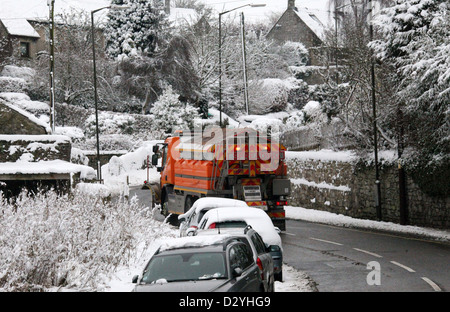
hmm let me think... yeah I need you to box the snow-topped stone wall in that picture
[0,135,71,162]
[286,150,450,229]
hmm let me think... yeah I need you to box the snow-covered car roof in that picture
[198,208,282,247]
[157,234,233,253]
[178,197,248,220]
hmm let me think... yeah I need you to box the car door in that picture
[251,232,274,282]
[228,244,261,292]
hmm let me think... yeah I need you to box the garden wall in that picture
[286,151,450,229]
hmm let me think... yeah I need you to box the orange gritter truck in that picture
[150,127,291,231]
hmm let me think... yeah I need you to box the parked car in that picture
[197,225,275,292]
[131,235,265,292]
[178,197,249,237]
[196,207,284,281]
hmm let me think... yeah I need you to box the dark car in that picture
[132,235,265,292]
[197,225,275,292]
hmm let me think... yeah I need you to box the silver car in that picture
[132,235,265,292]
[178,197,249,237]
[196,207,284,281]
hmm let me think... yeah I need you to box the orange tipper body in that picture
[153,127,291,231]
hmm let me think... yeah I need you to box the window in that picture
[20,42,30,58]
[251,233,266,255]
[229,244,253,271]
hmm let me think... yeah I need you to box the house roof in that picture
[0,18,40,38]
[293,8,326,41]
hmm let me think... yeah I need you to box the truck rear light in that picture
[276,201,288,206]
[256,257,264,280]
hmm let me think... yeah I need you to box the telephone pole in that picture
[48,0,56,132]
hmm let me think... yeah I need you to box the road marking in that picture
[421,277,442,292]
[353,248,383,258]
[309,237,343,246]
[390,261,416,272]
[283,232,296,236]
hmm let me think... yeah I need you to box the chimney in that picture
[165,0,170,14]
[288,0,296,10]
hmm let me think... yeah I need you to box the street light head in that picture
[249,4,266,8]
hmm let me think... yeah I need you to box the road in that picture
[282,219,450,292]
[129,186,449,292]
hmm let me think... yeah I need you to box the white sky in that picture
[0,0,333,26]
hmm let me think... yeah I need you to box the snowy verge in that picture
[285,206,450,242]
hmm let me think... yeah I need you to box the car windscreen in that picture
[140,252,227,283]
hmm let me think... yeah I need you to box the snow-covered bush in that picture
[85,112,136,138]
[0,77,27,93]
[285,111,306,131]
[302,101,326,122]
[150,85,200,133]
[249,78,299,114]
[248,118,284,138]
[0,189,174,291]
[0,65,35,82]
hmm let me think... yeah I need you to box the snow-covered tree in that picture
[105,0,170,60]
[371,0,450,195]
[150,85,200,133]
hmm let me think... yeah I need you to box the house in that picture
[266,0,327,66]
[0,18,41,60]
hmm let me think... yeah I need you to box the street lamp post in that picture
[91,5,128,182]
[218,3,266,127]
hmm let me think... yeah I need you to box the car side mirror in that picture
[232,267,243,277]
[151,154,159,166]
[186,227,197,236]
[274,227,281,234]
[132,275,139,284]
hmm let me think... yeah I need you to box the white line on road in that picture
[390,261,416,272]
[283,232,296,236]
[421,277,442,292]
[352,248,383,258]
[309,237,343,246]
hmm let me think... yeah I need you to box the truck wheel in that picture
[184,196,194,213]
[161,192,169,216]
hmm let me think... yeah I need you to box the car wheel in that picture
[275,271,283,282]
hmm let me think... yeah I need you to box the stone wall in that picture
[286,154,450,229]
[0,135,71,162]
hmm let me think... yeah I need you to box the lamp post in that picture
[218,3,266,127]
[240,12,249,115]
[91,5,128,182]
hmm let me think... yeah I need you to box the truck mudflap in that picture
[268,210,286,231]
